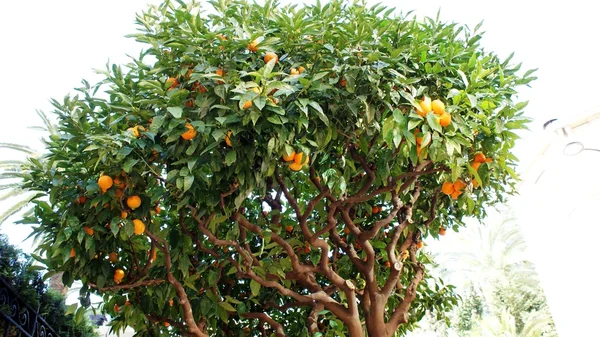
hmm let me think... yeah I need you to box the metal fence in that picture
[0,276,59,337]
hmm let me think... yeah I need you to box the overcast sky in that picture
[2,1,600,335]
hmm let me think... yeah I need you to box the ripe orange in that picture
[225,131,232,147]
[114,188,124,199]
[414,129,423,145]
[473,153,492,163]
[416,241,424,249]
[289,162,303,171]
[75,195,86,204]
[304,245,310,253]
[263,52,278,64]
[155,205,161,214]
[343,227,350,235]
[181,123,197,140]
[114,269,125,284]
[451,190,462,200]
[216,69,225,84]
[431,99,445,115]
[109,252,118,263]
[166,77,179,90]
[438,112,452,127]
[293,152,309,165]
[84,226,94,236]
[453,180,467,191]
[184,99,194,108]
[121,211,128,219]
[113,177,125,189]
[400,250,409,260]
[163,322,170,327]
[471,162,481,171]
[98,175,113,192]
[290,68,299,75]
[339,78,347,87]
[416,143,422,157]
[441,182,455,195]
[372,206,381,214]
[282,151,296,162]
[472,179,480,188]
[127,195,142,210]
[216,34,227,41]
[127,126,140,138]
[285,225,293,232]
[70,248,76,258]
[133,219,145,235]
[298,66,306,73]
[385,261,391,268]
[114,304,120,313]
[439,227,446,236]
[169,298,174,307]
[242,100,252,109]
[417,96,432,117]
[248,39,259,52]
[150,248,157,263]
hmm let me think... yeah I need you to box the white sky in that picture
[2,1,600,335]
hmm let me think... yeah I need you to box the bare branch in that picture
[146,229,208,337]
[242,313,286,337]
[89,279,164,292]
[359,189,403,241]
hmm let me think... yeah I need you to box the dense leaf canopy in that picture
[20,0,533,336]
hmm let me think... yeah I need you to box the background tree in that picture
[19,0,534,336]
[0,234,99,337]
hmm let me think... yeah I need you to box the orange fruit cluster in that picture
[416,96,452,127]
[282,150,309,171]
[441,179,467,200]
[470,152,492,188]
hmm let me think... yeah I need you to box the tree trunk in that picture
[365,294,389,337]
[347,320,364,337]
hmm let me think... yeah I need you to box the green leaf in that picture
[225,151,237,166]
[308,101,329,126]
[426,113,442,133]
[123,158,138,173]
[167,107,183,118]
[250,279,261,297]
[149,115,165,133]
[218,301,237,312]
[183,175,194,192]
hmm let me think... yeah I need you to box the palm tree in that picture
[0,110,56,225]
[0,110,67,294]
[470,309,555,337]
[435,210,557,336]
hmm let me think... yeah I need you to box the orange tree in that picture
[19,0,535,336]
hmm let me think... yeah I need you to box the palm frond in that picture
[0,183,20,191]
[0,195,35,225]
[0,142,37,155]
[0,160,26,168]
[0,188,25,202]
[519,310,553,337]
[0,172,28,180]
[35,109,57,136]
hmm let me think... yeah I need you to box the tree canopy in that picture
[19,0,534,336]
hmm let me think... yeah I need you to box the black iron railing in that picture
[0,276,59,337]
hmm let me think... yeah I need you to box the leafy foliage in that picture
[0,234,99,337]
[18,0,534,336]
